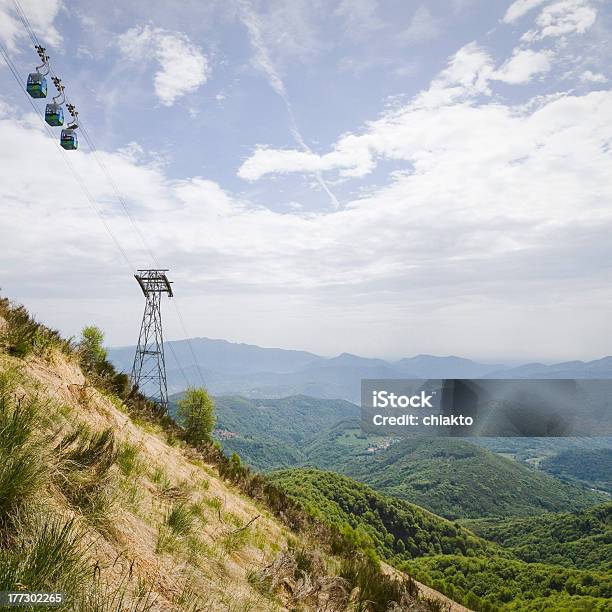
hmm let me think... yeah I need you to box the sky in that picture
[0,0,611,363]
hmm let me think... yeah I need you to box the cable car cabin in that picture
[45,103,64,126]
[60,129,78,150]
[26,72,47,98]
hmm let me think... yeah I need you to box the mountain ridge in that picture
[110,337,612,402]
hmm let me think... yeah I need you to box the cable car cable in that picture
[172,301,206,387]
[1,41,200,396]
[78,123,161,268]
[11,2,207,389]
[0,41,136,274]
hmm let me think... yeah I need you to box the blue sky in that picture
[0,0,611,362]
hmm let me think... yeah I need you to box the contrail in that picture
[237,0,340,209]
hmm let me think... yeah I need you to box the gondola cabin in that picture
[26,72,47,98]
[45,103,64,126]
[60,128,78,150]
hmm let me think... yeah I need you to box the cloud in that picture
[238,41,500,181]
[492,49,552,84]
[430,41,494,97]
[503,0,548,23]
[117,25,210,106]
[2,84,612,358]
[237,0,340,208]
[581,69,607,83]
[237,0,323,66]
[2,2,611,359]
[522,0,597,41]
[398,5,441,45]
[334,0,383,39]
[0,0,62,50]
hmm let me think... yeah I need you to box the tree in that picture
[178,387,216,445]
[80,326,107,371]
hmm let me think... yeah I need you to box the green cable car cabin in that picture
[60,128,78,150]
[45,103,64,126]
[26,72,47,98]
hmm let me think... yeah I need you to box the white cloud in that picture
[432,41,494,95]
[2,4,611,359]
[580,70,607,83]
[398,5,441,45]
[238,0,340,207]
[522,0,597,41]
[117,25,209,106]
[334,0,383,39]
[503,0,548,24]
[2,49,612,359]
[238,41,499,181]
[2,86,612,358]
[0,0,62,50]
[492,48,552,84]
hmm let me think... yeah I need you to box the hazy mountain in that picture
[108,336,321,375]
[109,338,504,400]
[109,337,612,401]
[487,356,612,379]
[395,354,503,378]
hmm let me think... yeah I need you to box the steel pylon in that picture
[131,269,173,410]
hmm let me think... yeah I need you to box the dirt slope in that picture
[5,348,303,609]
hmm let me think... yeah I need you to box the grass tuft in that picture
[0,513,90,596]
[0,299,71,358]
[0,390,48,533]
[54,427,118,531]
[167,503,195,536]
[117,441,142,477]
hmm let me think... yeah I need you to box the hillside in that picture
[199,402,608,519]
[337,436,608,519]
[182,394,359,470]
[403,554,612,612]
[540,448,612,493]
[472,437,612,465]
[464,504,612,570]
[0,298,445,612]
[301,418,383,469]
[269,468,494,562]
[270,468,612,611]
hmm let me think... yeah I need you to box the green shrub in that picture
[79,326,107,370]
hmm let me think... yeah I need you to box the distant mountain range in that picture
[108,337,612,402]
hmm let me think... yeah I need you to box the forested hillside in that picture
[464,503,612,570]
[321,435,607,519]
[404,555,611,612]
[270,467,612,611]
[540,448,612,493]
[269,468,494,562]
[200,398,608,519]
[169,394,359,470]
